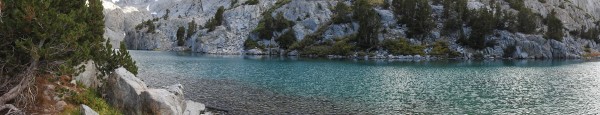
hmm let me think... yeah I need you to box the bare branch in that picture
[0,60,37,106]
[0,104,21,114]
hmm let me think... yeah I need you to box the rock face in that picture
[75,60,102,88]
[105,0,600,58]
[104,67,206,115]
[104,67,148,114]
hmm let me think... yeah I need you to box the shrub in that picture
[331,37,355,56]
[176,26,186,46]
[430,41,459,58]
[163,9,170,20]
[244,0,259,5]
[332,2,352,24]
[382,39,424,55]
[67,88,121,115]
[290,34,318,50]
[503,45,517,58]
[244,38,263,50]
[301,45,331,56]
[506,0,525,11]
[276,30,297,49]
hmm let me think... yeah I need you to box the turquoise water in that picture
[130,50,600,114]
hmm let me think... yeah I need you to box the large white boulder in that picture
[141,88,185,115]
[104,67,148,115]
[75,60,102,88]
[104,67,207,115]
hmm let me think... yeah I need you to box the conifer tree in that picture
[393,0,434,39]
[177,26,186,46]
[545,10,564,41]
[354,0,381,49]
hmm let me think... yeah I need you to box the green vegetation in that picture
[163,9,170,20]
[253,12,295,40]
[276,30,297,49]
[354,0,381,49]
[135,19,158,33]
[205,6,226,32]
[0,0,137,109]
[582,27,599,42]
[243,0,259,5]
[545,10,564,41]
[461,8,496,50]
[382,39,425,55]
[503,45,517,58]
[393,0,435,39]
[299,37,355,56]
[506,0,526,11]
[330,38,355,56]
[177,26,186,46]
[441,0,469,35]
[65,87,122,115]
[95,41,139,76]
[187,20,198,39]
[517,9,539,34]
[430,41,461,58]
[244,38,263,50]
[332,2,352,24]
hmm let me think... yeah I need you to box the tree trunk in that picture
[0,61,37,106]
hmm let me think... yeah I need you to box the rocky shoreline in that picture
[137,67,369,114]
[74,61,211,115]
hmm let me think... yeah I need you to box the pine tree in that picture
[517,9,538,34]
[354,0,382,49]
[545,10,564,41]
[187,20,197,39]
[0,0,137,107]
[206,6,225,32]
[333,2,352,24]
[393,0,435,39]
[177,26,186,46]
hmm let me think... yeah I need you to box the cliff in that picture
[103,0,600,59]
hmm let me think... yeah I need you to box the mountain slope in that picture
[103,0,600,59]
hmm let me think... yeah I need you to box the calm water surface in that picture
[130,50,600,114]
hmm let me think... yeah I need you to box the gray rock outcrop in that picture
[104,67,207,115]
[104,67,148,114]
[105,0,600,58]
[74,60,102,88]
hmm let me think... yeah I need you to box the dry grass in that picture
[21,74,121,115]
